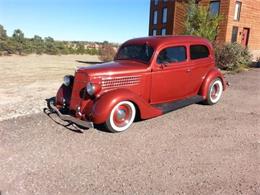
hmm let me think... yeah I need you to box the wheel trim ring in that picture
[210,80,223,103]
[109,101,136,132]
[211,83,219,100]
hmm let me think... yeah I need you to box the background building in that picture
[149,0,260,57]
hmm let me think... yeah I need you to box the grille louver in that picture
[101,76,141,89]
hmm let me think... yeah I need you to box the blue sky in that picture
[0,0,150,43]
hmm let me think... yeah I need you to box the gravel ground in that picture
[0,68,259,195]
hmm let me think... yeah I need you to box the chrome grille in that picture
[101,76,141,89]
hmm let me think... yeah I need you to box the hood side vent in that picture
[101,76,141,89]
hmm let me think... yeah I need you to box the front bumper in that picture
[49,102,94,129]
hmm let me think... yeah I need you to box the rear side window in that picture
[190,45,209,60]
[157,46,187,64]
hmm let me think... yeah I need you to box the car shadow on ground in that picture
[76,60,103,65]
[43,108,86,133]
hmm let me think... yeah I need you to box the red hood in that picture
[76,60,149,76]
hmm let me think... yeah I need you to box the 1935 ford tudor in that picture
[47,36,227,133]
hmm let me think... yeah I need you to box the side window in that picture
[190,45,209,60]
[157,46,187,64]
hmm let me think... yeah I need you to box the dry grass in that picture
[0,54,100,121]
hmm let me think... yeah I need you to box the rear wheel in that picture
[105,101,136,133]
[205,78,223,105]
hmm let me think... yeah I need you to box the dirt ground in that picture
[0,54,100,121]
[0,55,259,194]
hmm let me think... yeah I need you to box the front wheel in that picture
[105,101,136,133]
[205,78,223,105]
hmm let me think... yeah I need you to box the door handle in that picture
[186,69,191,73]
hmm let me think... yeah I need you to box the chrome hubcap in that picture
[113,104,132,127]
[116,109,126,120]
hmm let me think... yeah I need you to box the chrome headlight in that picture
[86,82,95,96]
[86,82,101,96]
[63,75,71,86]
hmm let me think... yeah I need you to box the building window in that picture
[190,45,210,60]
[234,1,242,21]
[157,46,187,64]
[209,0,220,16]
[162,8,168,23]
[153,10,158,25]
[231,26,239,43]
[154,0,158,6]
[152,29,157,36]
[161,28,167,36]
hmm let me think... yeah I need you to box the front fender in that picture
[56,84,72,106]
[91,88,162,124]
[199,67,226,99]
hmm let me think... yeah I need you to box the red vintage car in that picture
[48,36,227,132]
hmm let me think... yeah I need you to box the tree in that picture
[184,0,222,42]
[32,35,44,54]
[0,24,104,56]
[75,43,85,54]
[12,29,25,55]
[55,41,70,55]
[0,24,8,54]
[0,24,7,40]
[44,36,58,55]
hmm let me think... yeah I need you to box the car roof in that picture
[123,35,211,49]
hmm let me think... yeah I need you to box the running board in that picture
[153,95,204,114]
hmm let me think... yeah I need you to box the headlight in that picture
[63,75,73,86]
[87,82,95,96]
[86,82,101,96]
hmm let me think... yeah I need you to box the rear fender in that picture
[91,88,162,124]
[199,67,226,99]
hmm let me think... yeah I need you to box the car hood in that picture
[76,60,149,76]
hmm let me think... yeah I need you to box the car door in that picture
[188,44,213,95]
[150,45,192,104]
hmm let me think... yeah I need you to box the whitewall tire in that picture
[105,101,136,133]
[205,78,223,105]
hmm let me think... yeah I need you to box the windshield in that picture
[115,44,154,63]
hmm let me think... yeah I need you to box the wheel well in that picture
[218,77,225,88]
[129,101,141,122]
[199,76,224,98]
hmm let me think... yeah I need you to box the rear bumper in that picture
[49,102,94,129]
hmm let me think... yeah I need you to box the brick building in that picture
[148,0,260,57]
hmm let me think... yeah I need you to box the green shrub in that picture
[214,43,252,71]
